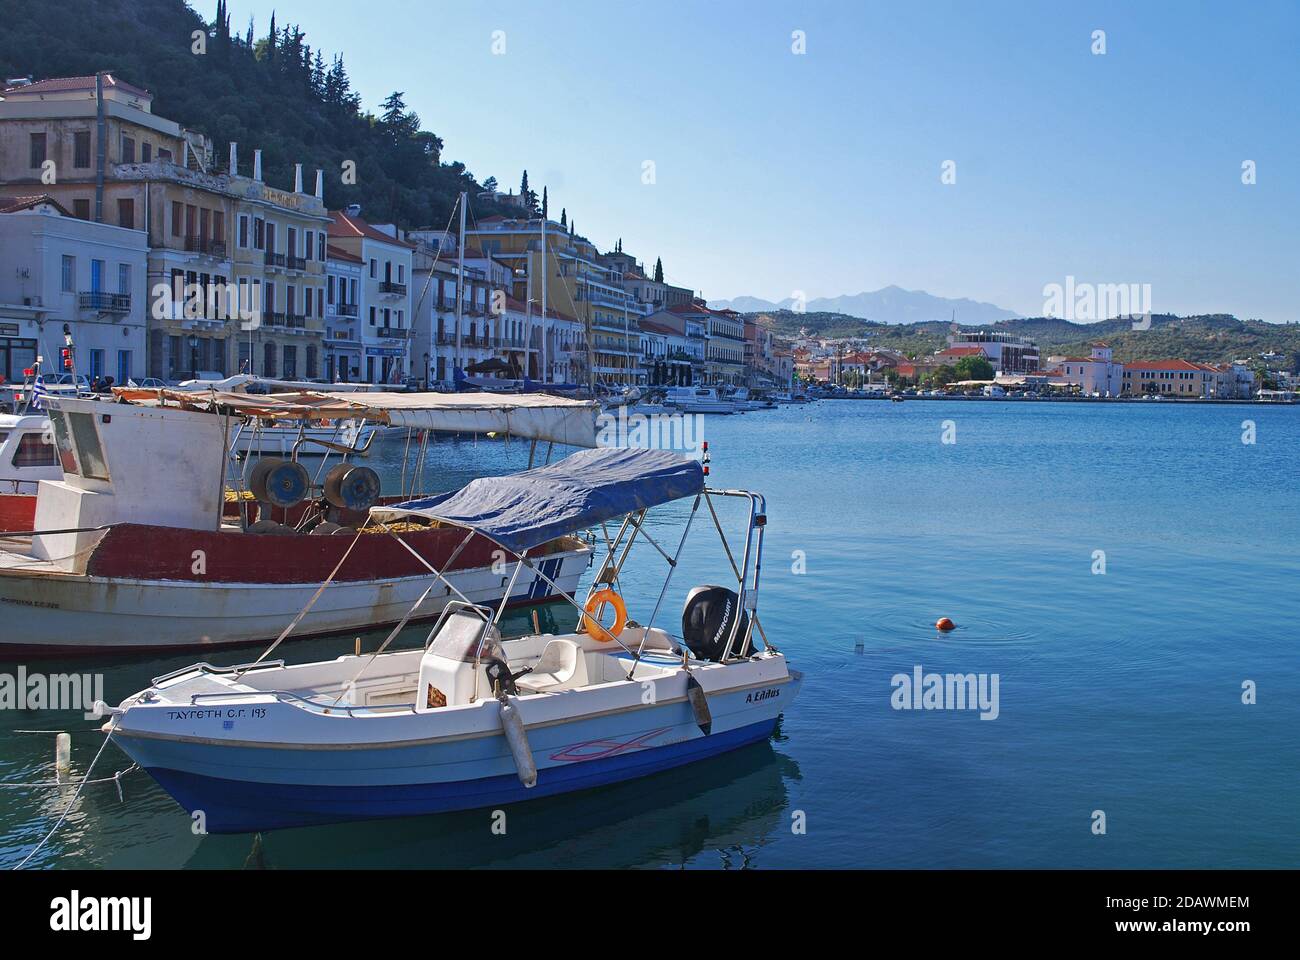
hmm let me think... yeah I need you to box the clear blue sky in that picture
[225,0,1300,322]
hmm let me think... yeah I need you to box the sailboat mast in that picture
[455,192,466,376]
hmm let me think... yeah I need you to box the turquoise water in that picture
[2,400,1298,868]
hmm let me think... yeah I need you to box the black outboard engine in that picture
[682,585,752,662]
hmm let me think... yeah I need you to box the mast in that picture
[540,215,548,383]
[455,192,466,376]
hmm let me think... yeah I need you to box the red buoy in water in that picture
[935,617,956,632]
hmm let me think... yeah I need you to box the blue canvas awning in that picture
[370,447,705,555]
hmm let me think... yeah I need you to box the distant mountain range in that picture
[708,286,1019,326]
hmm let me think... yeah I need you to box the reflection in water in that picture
[184,725,801,870]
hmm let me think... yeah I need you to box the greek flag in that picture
[31,374,47,410]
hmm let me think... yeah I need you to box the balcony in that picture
[332,302,359,317]
[266,312,309,329]
[185,236,227,258]
[78,291,131,314]
[264,252,286,268]
[379,281,407,296]
[286,255,308,272]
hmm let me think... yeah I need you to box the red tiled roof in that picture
[1125,359,1206,372]
[0,194,71,216]
[327,210,417,249]
[936,346,986,358]
[638,319,680,336]
[325,244,363,264]
[2,74,151,98]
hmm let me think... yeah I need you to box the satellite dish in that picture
[323,464,382,511]
[249,457,310,509]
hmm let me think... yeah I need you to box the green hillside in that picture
[0,0,520,227]
[755,311,1300,368]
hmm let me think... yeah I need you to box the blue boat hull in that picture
[146,717,780,833]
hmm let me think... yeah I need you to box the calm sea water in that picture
[3,400,1298,869]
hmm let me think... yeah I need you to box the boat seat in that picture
[516,638,588,694]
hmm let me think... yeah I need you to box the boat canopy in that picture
[370,447,706,555]
[111,388,600,447]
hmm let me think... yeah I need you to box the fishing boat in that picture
[102,446,799,832]
[0,388,599,655]
[663,386,736,414]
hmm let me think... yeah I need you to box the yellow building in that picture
[467,216,641,385]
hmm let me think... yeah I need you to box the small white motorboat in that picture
[662,386,737,414]
[0,412,60,495]
[105,447,799,832]
[230,417,378,457]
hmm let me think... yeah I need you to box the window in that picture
[117,350,132,385]
[68,411,110,480]
[61,255,75,293]
[303,287,312,317]
[29,132,46,169]
[90,259,104,292]
[254,217,265,250]
[238,214,249,248]
[141,142,152,163]
[199,208,209,241]
[12,432,59,469]
[89,349,105,378]
[398,264,405,283]
[369,259,377,278]
[350,278,357,303]
[73,198,90,220]
[327,276,335,305]
[73,131,91,168]
[117,263,131,295]
[317,232,326,260]
[121,135,135,163]
[369,306,376,326]
[213,211,224,242]
[171,201,183,237]
[117,198,134,229]
[185,204,196,239]
[158,148,172,162]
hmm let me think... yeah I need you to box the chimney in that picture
[293,162,303,194]
[253,149,263,181]
[229,142,238,176]
[314,169,323,200]
[346,203,362,218]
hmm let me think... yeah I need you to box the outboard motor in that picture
[682,585,752,662]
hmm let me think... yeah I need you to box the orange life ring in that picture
[580,588,627,642]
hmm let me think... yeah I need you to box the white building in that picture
[323,244,363,382]
[1047,343,1124,397]
[946,330,1040,374]
[0,195,148,386]
[328,208,413,385]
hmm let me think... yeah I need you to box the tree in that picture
[482,176,498,193]
[653,257,664,283]
[560,207,567,228]
[953,355,995,380]
[541,186,548,219]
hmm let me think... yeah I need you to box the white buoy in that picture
[55,733,71,774]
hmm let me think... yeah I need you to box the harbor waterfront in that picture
[2,399,1297,868]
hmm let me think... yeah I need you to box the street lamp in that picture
[188,335,199,380]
